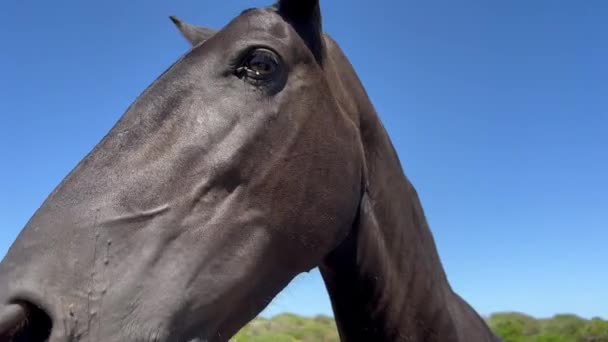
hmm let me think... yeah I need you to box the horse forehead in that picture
[226,7,290,41]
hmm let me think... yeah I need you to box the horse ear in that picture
[277,0,320,21]
[276,0,324,63]
[169,16,216,47]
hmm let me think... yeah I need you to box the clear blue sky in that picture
[1,0,606,320]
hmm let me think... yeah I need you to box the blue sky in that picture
[1,0,606,320]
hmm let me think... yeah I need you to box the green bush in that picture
[232,313,339,342]
[231,312,607,341]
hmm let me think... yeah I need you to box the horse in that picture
[0,1,500,341]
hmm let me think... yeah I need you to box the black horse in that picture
[0,1,500,341]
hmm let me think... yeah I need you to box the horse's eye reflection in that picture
[235,48,281,83]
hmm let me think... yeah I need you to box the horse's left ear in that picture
[169,16,216,47]
[277,0,320,21]
[277,0,324,64]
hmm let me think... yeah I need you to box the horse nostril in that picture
[1,301,53,342]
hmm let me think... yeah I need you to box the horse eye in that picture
[237,49,280,81]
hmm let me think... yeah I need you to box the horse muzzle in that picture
[0,301,52,342]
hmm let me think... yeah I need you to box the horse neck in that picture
[319,36,498,342]
[319,116,455,341]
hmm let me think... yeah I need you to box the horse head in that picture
[0,1,500,341]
